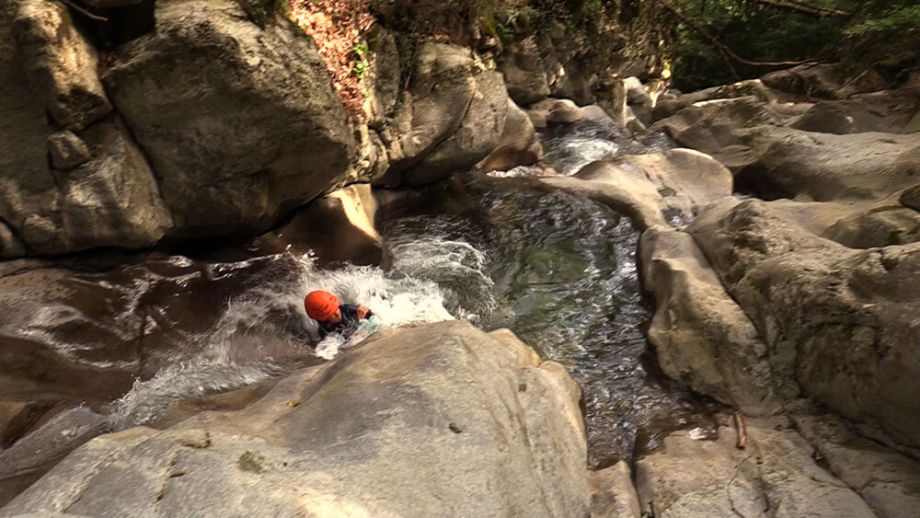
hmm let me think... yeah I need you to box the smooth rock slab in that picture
[689,198,920,447]
[636,416,875,518]
[640,227,778,415]
[2,322,591,518]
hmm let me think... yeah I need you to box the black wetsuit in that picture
[317,304,374,339]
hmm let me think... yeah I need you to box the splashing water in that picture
[381,177,710,467]
[109,251,472,428]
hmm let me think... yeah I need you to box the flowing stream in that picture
[381,174,709,467]
[1,115,710,500]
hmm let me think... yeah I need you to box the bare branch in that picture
[660,0,812,68]
[61,0,109,22]
[751,0,850,18]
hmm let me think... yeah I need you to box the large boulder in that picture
[102,0,355,237]
[0,2,171,255]
[636,415,875,518]
[403,70,509,185]
[540,148,733,230]
[2,322,593,517]
[255,184,383,267]
[689,199,920,447]
[12,0,112,130]
[378,43,509,186]
[640,228,778,415]
[476,99,543,172]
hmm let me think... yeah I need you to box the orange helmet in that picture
[304,290,339,320]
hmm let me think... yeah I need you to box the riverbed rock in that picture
[588,461,641,518]
[635,415,876,518]
[403,69,509,185]
[760,62,888,100]
[640,228,778,415]
[0,401,51,448]
[651,79,778,122]
[476,99,543,171]
[664,113,920,201]
[255,184,382,267]
[102,0,355,237]
[0,252,310,403]
[12,0,112,130]
[689,199,920,447]
[901,184,920,211]
[526,98,587,129]
[0,3,173,256]
[822,205,920,248]
[3,321,593,517]
[791,91,920,134]
[0,406,109,507]
[789,405,920,518]
[540,148,732,229]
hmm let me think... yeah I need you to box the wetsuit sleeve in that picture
[357,305,373,319]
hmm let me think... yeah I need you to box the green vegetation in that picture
[666,0,920,91]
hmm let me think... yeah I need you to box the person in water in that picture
[304,290,375,340]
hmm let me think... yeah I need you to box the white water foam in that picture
[109,244,488,428]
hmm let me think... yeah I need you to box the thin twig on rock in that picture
[734,411,748,449]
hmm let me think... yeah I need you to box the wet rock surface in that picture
[2,322,593,518]
[636,415,876,518]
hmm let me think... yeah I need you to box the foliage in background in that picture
[667,0,920,91]
[844,2,920,77]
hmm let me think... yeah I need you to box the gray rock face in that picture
[102,0,355,237]
[379,43,510,186]
[498,36,554,105]
[51,117,173,252]
[0,222,25,259]
[640,228,779,415]
[541,148,732,230]
[12,0,112,130]
[1,2,171,255]
[901,184,920,211]
[2,322,592,518]
[476,99,543,172]
[636,415,876,518]
[47,131,91,170]
[790,406,920,518]
[404,70,509,185]
[689,199,920,447]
